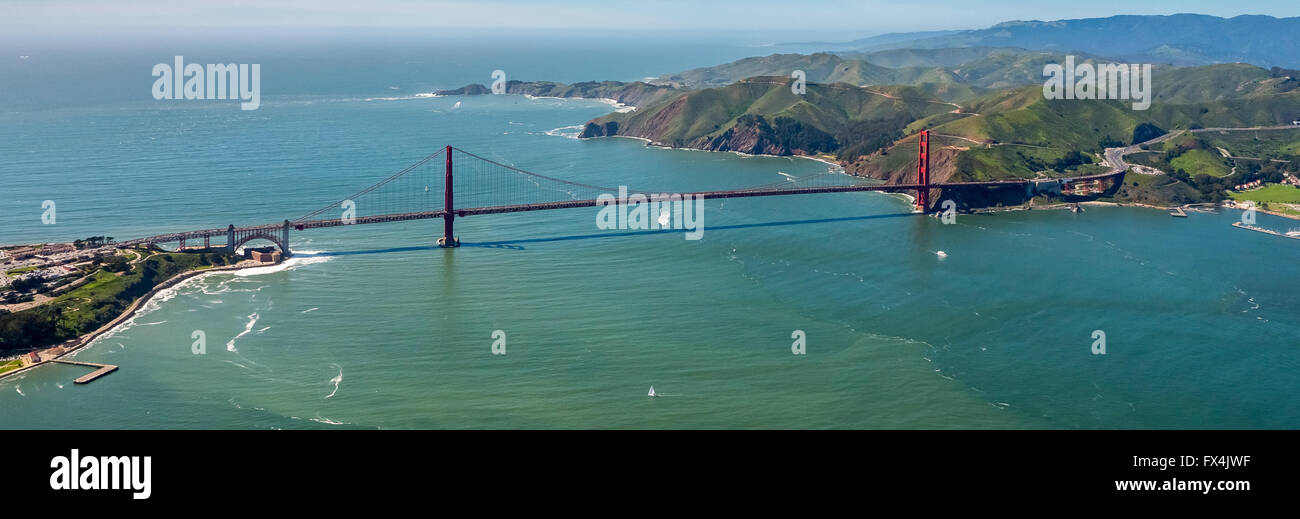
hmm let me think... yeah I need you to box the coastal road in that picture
[1103,125,1300,176]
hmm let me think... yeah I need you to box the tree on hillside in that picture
[1132,123,1166,145]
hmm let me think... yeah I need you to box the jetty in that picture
[1232,222,1300,240]
[1170,207,1188,218]
[50,360,118,384]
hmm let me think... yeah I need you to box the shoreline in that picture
[590,134,848,173]
[516,93,637,113]
[0,259,268,383]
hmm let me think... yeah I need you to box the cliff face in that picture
[578,78,942,157]
[581,121,619,138]
[435,84,491,95]
[686,115,837,156]
[580,110,836,156]
[845,145,960,184]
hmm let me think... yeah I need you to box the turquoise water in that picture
[1,33,1298,429]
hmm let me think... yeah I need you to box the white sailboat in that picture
[647,386,657,397]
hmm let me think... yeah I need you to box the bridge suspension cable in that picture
[292,147,447,223]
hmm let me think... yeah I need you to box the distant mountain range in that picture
[435,13,1300,209]
[650,49,1121,100]
[845,14,1300,68]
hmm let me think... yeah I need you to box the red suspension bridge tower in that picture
[916,129,930,213]
[438,145,460,247]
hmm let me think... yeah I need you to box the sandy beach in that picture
[0,258,268,382]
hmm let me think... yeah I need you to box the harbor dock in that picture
[50,360,119,384]
[1232,222,1300,240]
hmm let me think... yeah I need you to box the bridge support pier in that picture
[282,220,292,257]
[226,225,236,254]
[438,145,460,248]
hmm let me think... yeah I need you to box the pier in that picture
[1232,222,1300,240]
[50,360,119,384]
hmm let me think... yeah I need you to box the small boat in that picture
[936,250,948,258]
[647,386,657,397]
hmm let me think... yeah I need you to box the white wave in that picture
[597,98,636,113]
[134,320,167,326]
[14,384,23,396]
[325,364,343,399]
[362,94,434,102]
[544,124,585,139]
[310,415,348,425]
[256,326,271,333]
[452,101,462,109]
[234,250,332,277]
[226,312,259,352]
[301,307,319,314]
[222,360,252,370]
[81,271,217,350]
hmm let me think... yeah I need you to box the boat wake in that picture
[226,312,259,352]
[325,364,343,399]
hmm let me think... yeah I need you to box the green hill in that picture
[580,77,954,157]
[577,61,1300,209]
[651,49,1126,103]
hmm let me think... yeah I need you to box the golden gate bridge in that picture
[114,131,1122,255]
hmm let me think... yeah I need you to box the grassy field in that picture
[1202,129,1300,160]
[1101,171,1204,206]
[1231,184,1300,216]
[0,251,239,352]
[0,358,21,375]
[1169,148,1232,177]
[4,266,37,276]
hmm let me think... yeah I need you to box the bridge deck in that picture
[113,170,1122,248]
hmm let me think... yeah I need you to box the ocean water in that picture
[1,31,1298,429]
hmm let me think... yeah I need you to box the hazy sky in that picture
[4,0,1300,35]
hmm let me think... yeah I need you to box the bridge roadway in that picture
[112,170,1123,250]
